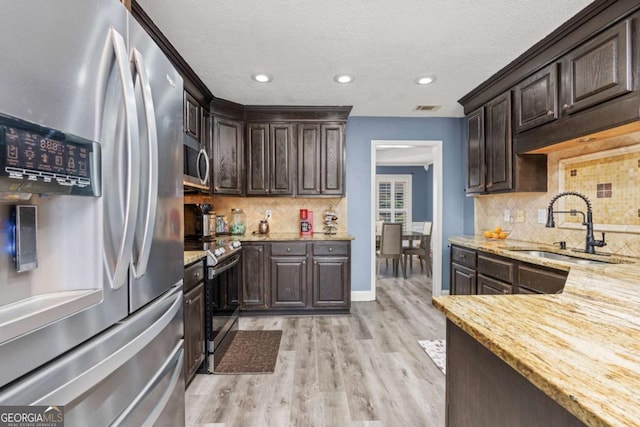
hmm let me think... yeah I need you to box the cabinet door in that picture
[517,264,567,294]
[485,92,512,192]
[212,117,244,195]
[184,283,205,383]
[514,63,559,132]
[184,91,201,141]
[320,123,344,195]
[477,274,512,295]
[297,124,321,195]
[562,19,632,115]
[241,244,268,309]
[466,108,485,194]
[270,256,307,308]
[246,123,269,195]
[312,257,349,308]
[270,124,294,195]
[451,263,476,295]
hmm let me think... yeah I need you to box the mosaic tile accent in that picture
[474,136,640,259]
[560,147,639,226]
[596,183,612,198]
[570,169,577,177]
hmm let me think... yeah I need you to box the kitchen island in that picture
[434,236,640,427]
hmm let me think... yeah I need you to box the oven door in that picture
[183,133,210,191]
[204,253,241,373]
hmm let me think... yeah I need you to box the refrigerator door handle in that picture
[112,342,184,427]
[108,27,141,290]
[27,288,182,405]
[129,48,159,279]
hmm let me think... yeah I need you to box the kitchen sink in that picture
[507,250,610,265]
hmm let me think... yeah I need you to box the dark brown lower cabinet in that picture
[477,274,512,295]
[450,246,568,295]
[184,282,204,385]
[241,243,269,309]
[446,321,586,426]
[270,256,307,308]
[241,240,351,313]
[451,263,477,295]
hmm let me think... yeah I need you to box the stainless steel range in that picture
[185,237,242,373]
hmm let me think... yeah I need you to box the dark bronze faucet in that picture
[545,191,606,254]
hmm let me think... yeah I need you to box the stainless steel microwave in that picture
[183,133,210,191]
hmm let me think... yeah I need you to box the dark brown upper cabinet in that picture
[297,123,345,196]
[514,63,559,133]
[485,92,512,192]
[246,123,293,196]
[212,116,244,195]
[561,18,632,115]
[458,3,640,155]
[184,91,201,141]
[465,92,546,195]
[466,108,485,194]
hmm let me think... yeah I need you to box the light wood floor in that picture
[185,265,446,426]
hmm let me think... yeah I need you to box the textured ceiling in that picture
[137,0,594,117]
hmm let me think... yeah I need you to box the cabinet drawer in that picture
[451,246,476,269]
[517,264,567,294]
[478,254,514,283]
[477,274,513,295]
[313,242,349,256]
[271,242,307,256]
[184,260,204,292]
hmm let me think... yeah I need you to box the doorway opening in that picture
[370,140,443,300]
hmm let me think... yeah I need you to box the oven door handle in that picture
[208,254,241,279]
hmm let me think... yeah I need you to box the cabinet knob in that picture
[186,299,191,305]
[314,261,318,265]
[214,186,220,191]
[302,261,306,265]
[287,248,291,252]
[562,104,570,111]
[546,110,554,116]
[266,189,270,193]
[328,247,333,252]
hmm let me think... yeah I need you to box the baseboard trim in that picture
[351,290,375,301]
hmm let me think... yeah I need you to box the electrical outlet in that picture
[516,210,525,223]
[503,210,510,222]
[537,209,546,224]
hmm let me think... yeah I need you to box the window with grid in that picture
[376,174,412,232]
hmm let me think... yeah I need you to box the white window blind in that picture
[376,174,412,232]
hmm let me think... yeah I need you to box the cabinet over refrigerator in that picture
[0,1,185,425]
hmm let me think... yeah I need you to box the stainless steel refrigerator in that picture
[0,1,185,425]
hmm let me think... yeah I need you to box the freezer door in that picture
[128,17,185,313]
[0,285,185,426]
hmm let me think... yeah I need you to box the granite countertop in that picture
[184,251,206,266]
[239,232,354,242]
[434,236,640,427]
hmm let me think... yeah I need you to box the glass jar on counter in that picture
[229,208,246,235]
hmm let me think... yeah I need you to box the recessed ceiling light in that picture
[334,74,354,84]
[415,76,437,85]
[252,73,272,83]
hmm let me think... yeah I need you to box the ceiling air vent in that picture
[415,105,441,112]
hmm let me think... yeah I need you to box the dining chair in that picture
[376,222,406,279]
[403,221,432,276]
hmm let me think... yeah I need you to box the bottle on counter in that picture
[229,208,246,235]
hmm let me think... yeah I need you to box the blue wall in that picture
[375,165,433,222]
[346,116,473,292]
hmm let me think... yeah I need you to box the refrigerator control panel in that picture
[0,114,100,196]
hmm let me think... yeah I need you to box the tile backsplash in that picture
[475,135,640,258]
[184,194,347,234]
